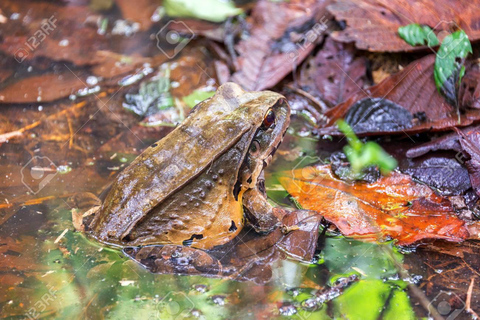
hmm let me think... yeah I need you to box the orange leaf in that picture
[279,165,469,245]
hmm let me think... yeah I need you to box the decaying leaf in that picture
[298,37,368,106]
[279,164,469,245]
[407,125,480,197]
[0,70,89,104]
[318,55,480,135]
[230,0,332,90]
[328,0,480,52]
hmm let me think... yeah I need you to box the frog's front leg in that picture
[242,186,285,234]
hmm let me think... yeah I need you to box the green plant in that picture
[337,120,397,177]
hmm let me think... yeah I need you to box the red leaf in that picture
[279,164,469,245]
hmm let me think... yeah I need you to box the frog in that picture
[84,82,292,250]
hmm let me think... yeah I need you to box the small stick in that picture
[466,277,479,318]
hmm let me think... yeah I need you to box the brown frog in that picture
[86,82,291,250]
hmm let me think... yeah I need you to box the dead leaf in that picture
[298,37,368,106]
[116,0,159,31]
[279,164,469,245]
[0,3,107,66]
[0,70,88,104]
[230,0,332,90]
[318,55,480,135]
[328,0,480,52]
[456,127,480,196]
[407,124,480,197]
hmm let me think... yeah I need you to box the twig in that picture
[0,100,87,144]
[466,277,479,319]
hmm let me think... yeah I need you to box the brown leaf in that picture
[116,0,159,31]
[456,127,480,196]
[328,0,480,52]
[230,0,332,90]
[318,55,480,135]
[0,3,106,66]
[0,71,88,104]
[298,37,367,106]
[407,124,480,197]
[279,164,469,245]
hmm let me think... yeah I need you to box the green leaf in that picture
[333,280,415,320]
[164,0,243,23]
[182,90,215,108]
[383,289,417,320]
[398,24,439,47]
[320,236,402,280]
[433,30,472,106]
[336,120,397,177]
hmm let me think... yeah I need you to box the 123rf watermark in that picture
[25,286,57,320]
[155,292,195,319]
[285,15,329,62]
[428,290,465,320]
[156,20,195,59]
[14,15,57,63]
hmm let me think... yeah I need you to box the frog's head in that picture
[215,83,291,191]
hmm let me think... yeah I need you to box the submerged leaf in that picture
[279,164,469,245]
[182,90,215,108]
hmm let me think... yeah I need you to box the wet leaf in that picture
[116,0,160,31]
[0,70,89,104]
[328,0,480,52]
[407,125,480,196]
[230,0,332,91]
[402,156,471,196]
[334,280,415,320]
[279,164,469,245]
[318,55,480,136]
[455,127,480,196]
[343,98,413,134]
[398,24,439,47]
[434,30,472,107]
[164,0,242,23]
[297,37,368,106]
[321,236,402,279]
[182,90,215,108]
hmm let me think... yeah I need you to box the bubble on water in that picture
[286,288,301,297]
[59,39,69,47]
[278,303,297,316]
[191,309,202,318]
[193,284,208,293]
[211,295,226,306]
[38,105,43,111]
[301,298,320,311]
[57,165,72,174]
[86,76,99,86]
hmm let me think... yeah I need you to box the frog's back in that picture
[89,83,280,245]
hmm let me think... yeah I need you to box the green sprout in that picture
[337,120,397,177]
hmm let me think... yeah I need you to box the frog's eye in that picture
[262,109,275,129]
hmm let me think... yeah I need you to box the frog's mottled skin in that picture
[89,83,290,249]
